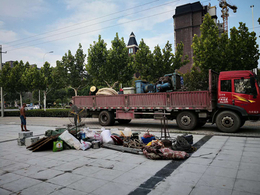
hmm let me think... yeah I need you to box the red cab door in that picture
[232,77,260,114]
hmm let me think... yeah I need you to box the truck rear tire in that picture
[216,111,241,133]
[117,119,131,124]
[176,111,198,130]
[99,111,115,126]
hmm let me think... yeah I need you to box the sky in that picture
[0,0,259,68]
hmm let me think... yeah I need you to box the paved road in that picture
[1,117,259,137]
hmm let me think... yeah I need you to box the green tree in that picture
[172,42,189,71]
[66,43,87,96]
[107,33,134,88]
[38,62,55,110]
[151,44,163,82]
[192,13,222,73]
[187,13,259,91]
[0,62,13,93]
[52,60,67,90]
[134,39,153,81]
[22,66,41,92]
[9,61,28,106]
[152,41,189,82]
[54,43,88,101]
[188,13,226,90]
[136,40,188,83]
[86,35,109,87]
[0,62,13,108]
[228,23,259,70]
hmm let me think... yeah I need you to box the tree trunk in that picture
[44,90,47,111]
[20,93,22,108]
[39,90,41,108]
[73,88,78,96]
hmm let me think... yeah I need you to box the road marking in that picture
[128,135,213,195]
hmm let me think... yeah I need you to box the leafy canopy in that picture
[184,13,260,90]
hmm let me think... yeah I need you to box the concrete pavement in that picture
[0,117,260,195]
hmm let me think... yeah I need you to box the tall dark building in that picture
[173,2,206,73]
[127,32,138,55]
[173,2,219,74]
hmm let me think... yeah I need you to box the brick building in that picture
[173,1,220,74]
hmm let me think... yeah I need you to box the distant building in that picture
[2,61,15,68]
[31,64,38,69]
[2,61,39,69]
[173,1,222,74]
[127,32,139,55]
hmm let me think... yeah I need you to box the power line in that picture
[7,9,177,52]
[4,0,180,50]
[4,0,160,46]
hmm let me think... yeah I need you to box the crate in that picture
[25,137,40,147]
[17,138,25,146]
[123,87,135,94]
[18,132,33,139]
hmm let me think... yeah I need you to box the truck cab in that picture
[216,70,260,132]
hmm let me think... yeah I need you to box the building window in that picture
[221,80,231,92]
[129,48,133,54]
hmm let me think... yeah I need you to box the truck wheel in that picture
[196,119,207,128]
[117,119,131,124]
[99,111,115,126]
[216,111,241,133]
[176,111,198,130]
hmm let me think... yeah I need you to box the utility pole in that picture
[250,5,254,32]
[0,45,7,117]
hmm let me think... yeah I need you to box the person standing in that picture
[69,102,78,125]
[20,103,29,131]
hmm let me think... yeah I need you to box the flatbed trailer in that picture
[73,69,260,133]
[72,70,219,131]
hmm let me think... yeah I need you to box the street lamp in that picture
[250,5,254,32]
[0,45,7,117]
[41,51,54,109]
[43,51,54,64]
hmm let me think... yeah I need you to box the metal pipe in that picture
[0,45,4,117]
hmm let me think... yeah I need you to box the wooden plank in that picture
[26,137,47,149]
[32,137,54,152]
[103,143,142,154]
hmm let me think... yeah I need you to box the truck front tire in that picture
[99,111,115,126]
[176,111,198,130]
[216,111,241,133]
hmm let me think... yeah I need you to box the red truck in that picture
[72,70,260,133]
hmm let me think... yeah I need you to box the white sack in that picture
[83,127,102,143]
[80,140,92,151]
[101,130,113,144]
[123,128,132,137]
